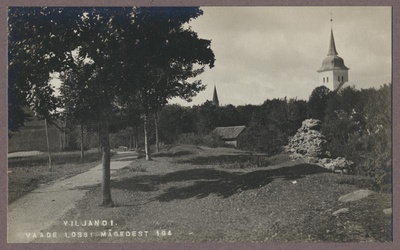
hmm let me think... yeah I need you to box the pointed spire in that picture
[212,85,219,107]
[327,28,338,56]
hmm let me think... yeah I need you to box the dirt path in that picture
[7,151,138,243]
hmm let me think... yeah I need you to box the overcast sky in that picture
[170,6,392,107]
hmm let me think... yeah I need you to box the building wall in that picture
[318,70,348,91]
[8,122,63,153]
[224,140,237,147]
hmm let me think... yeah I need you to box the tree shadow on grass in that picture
[177,154,269,165]
[152,150,193,158]
[112,156,140,162]
[111,164,330,202]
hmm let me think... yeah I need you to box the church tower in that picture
[317,19,349,91]
[212,85,219,107]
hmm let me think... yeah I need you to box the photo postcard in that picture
[1,1,398,249]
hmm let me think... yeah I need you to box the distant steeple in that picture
[317,16,349,91]
[328,29,338,56]
[212,85,219,107]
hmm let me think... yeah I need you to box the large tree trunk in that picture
[155,112,160,153]
[44,119,52,172]
[99,120,113,206]
[80,124,85,162]
[143,114,151,160]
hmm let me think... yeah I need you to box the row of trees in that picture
[144,84,391,190]
[154,98,308,155]
[8,7,215,206]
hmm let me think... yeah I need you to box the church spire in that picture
[327,28,338,56]
[328,14,338,56]
[212,85,219,107]
[317,15,349,91]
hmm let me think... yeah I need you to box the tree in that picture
[239,123,288,155]
[122,7,215,159]
[8,7,73,136]
[322,86,364,156]
[9,7,215,206]
[65,8,133,206]
[236,104,259,126]
[192,101,219,134]
[307,85,332,121]
[59,60,99,161]
[321,84,392,190]
[216,104,241,127]
[9,7,133,206]
[287,99,308,135]
[238,98,307,154]
[8,8,82,171]
[158,104,195,144]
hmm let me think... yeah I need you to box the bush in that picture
[321,85,391,191]
[239,124,288,155]
[345,131,391,192]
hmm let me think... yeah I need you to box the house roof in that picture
[213,126,246,140]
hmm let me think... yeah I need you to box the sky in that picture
[169,6,392,107]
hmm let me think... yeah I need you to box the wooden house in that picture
[212,125,246,147]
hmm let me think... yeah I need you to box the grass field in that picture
[32,144,392,243]
[8,149,103,204]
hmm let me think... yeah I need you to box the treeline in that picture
[157,98,308,155]
[102,84,390,189]
[65,84,391,189]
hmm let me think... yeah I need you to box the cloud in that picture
[171,7,391,107]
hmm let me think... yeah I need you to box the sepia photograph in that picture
[3,3,395,247]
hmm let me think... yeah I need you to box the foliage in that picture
[64,127,99,151]
[322,85,391,191]
[109,129,132,149]
[8,7,75,135]
[115,7,216,159]
[235,104,259,126]
[59,61,100,127]
[216,104,242,127]
[8,7,215,205]
[322,86,364,156]
[307,85,332,121]
[124,8,215,111]
[239,124,288,155]
[238,98,308,154]
[158,104,195,144]
[156,98,307,154]
[192,101,219,134]
[286,99,308,135]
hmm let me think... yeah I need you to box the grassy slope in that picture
[34,145,392,243]
[8,149,103,204]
